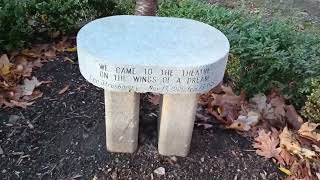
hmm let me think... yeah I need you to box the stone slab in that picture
[77,15,229,94]
[104,91,140,153]
[158,94,198,156]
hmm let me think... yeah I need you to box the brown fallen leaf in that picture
[253,129,282,162]
[298,122,320,142]
[58,84,70,95]
[286,159,312,180]
[209,85,245,124]
[23,90,43,101]
[21,48,42,59]
[270,95,286,118]
[9,100,34,108]
[279,149,297,167]
[279,127,316,159]
[285,105,303,130]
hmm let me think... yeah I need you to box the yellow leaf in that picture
[278,166,292,176]
[1,64,10,75]
[66,47,77,52]
[0,54,12,75]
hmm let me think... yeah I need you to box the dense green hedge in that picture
[0,0,121,51]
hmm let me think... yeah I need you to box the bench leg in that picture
[158,94,198,157]
[104,90,140,153]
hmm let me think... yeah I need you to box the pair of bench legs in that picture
[105,90,198,157]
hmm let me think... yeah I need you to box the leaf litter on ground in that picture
[0,38,76,108]
[199,85,320,179]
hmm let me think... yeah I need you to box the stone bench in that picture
[77,15,229,157]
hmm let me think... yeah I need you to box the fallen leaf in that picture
[210,87,244,124]
[21,48,41,59]
[58,84,70,94]
[279,149,296,167]
[9,100,34,108]
[0,54,12,75]
[270,96,286,117]
[21,77,42,96]
[64,57,75,63]
[23,90,43,101]
[288,160,312,180]
[228,121,250,131]
[279,127,316,159]
[66,47,77,52]
[253,129,282,161]
[154,167,165,176]
[279,166,292,176]
[285,105,303,130]
[227,111,260,131]
[298,122,320,142]
[1,64,10,75]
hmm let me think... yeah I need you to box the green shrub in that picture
[115,0,135,15]
[0,0,121,51]
[302,79,320,123]
[0,0,32,50]
[158,0,320,108]
[30,0,85,33]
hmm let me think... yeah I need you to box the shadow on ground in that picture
[0,57,281,179]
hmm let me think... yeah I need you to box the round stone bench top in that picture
[77,15,229,94]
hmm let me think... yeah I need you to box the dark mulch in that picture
[0,55,282,180]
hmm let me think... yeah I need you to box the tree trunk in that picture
[134,0,157,16]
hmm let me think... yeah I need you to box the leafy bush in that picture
[158,0,320,108]
[30,0,85,33]
[0,0,121,51]
[0,0,32,50]
[115,0,135,15]
[302,79,320,123]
